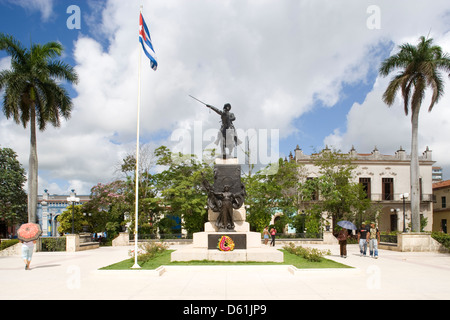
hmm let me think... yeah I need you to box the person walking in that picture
[263,226,270,245]
[21,240,36,270]
[357,223,369,256]
[270,227,277,247]
[337,228,349,258]
[369,222,380,259]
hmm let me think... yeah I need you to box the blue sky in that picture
[1,0,450,195]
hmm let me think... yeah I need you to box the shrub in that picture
[431,232,450,249]
[0,239,19,251]
[128,241,169,263]
[283,242,330,262]
[41,237,66,252]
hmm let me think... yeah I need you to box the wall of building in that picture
[294,146,435,232]
[432,185,450,233]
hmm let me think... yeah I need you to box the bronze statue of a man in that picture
[205,103,242,158]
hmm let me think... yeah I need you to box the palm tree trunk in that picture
[410,107,420,232]
[28,105,38,223]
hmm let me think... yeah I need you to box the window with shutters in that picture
[382,178,394,200]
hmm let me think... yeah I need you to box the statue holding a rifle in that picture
[189,95,242,158]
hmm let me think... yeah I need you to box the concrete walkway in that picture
[1,243,449,300]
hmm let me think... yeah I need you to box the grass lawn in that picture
[100,249,352,270]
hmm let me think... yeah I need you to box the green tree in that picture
[299,149,372,232]
[57,205,85,234]
[82,181,129,240]
[153,146,212,235]
[244,158,301,232]
[0,147,27,227]
[379,36,450,232]
[0,33,78,223]
[119,146,164,237]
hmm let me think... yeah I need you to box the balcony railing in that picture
[303,193,433,202]
[370,193,433,202]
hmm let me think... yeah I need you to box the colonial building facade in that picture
[37,189,90,237]
[294,145,435,232]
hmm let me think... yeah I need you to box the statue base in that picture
[170,231,283,262]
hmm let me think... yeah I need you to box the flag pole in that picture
[131,5,144,269]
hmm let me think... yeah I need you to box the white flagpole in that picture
[132,5,144,269]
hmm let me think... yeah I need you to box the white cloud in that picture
[3,0,450,194]
[3,0,54,22]
[324,31,450,177]
[0,56,10,71]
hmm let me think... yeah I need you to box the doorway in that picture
[442,219,448,234]
[390,214,397,232]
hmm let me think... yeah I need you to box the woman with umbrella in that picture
[336,221,357,258]
[17,223,42,270]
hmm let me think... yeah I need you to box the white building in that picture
[294,145,435,232]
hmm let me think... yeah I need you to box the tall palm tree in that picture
[379,36,450,232]
[0,33,78,223]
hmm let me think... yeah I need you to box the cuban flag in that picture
[139,13,158,71]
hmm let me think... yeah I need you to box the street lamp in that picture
[67,190,80,234]
[400,193,409,232]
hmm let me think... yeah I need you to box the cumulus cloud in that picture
[2,0,54,21]
[2,0,450,194]
[324,31,450,175]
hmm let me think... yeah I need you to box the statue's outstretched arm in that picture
[206,104,222,115]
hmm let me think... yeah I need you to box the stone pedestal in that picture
[112,232,130,247]
[66,233,99,252]
[66,234,79,252]
[171,158,283,263]
[171,229,283,262]
[397,232,445,252]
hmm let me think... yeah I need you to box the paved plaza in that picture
[1,243,449,300]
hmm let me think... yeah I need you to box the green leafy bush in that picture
[41,237,66,252]
[128,241,169,263]
[0,239,19,251]
[283,242,330,262]
[431,232,450,249]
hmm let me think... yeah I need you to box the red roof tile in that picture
[433,179,450,190]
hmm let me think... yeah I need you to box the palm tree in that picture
[0,33,78,223]
[379,36,450,232]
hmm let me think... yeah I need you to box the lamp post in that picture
[400,193,409,232]
[67,190,80,234]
